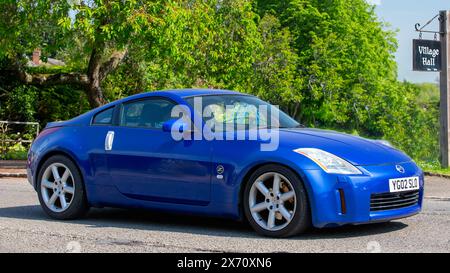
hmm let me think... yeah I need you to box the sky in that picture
[370,0,449,83]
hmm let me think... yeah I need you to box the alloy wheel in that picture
[40,163,75,213]
[248,172,297,231]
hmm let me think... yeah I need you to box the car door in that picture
[105,97,212,205]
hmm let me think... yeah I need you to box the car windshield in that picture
[185,95,301,130]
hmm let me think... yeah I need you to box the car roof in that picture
[116,88,243,104]
[62,89,249,126]
[163,88,242,98]
[87,89,246,118]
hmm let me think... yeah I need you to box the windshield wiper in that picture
[278,124,305,129]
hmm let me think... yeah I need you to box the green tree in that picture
[0,0,167,108]
[0,0,441,165]
[140,0,262,92]
[251,14,303,116]
[256,0,398,129]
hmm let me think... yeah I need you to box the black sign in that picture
[413,39,441,71]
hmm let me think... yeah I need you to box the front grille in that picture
[370,190,419,212]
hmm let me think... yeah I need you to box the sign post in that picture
[412,39,441,71]
[413,12,449,167]
[439,10,450,167]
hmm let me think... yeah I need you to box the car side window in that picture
[120,98,177,129]
[92,107,114,125]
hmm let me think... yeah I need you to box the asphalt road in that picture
[0,177,449,253]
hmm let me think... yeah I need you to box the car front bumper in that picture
[301,161,424,228]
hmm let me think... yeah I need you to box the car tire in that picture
[243,164,311,237]
[37,155,89,220]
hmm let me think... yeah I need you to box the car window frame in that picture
[90,106,117,126]
[117,96,179,130]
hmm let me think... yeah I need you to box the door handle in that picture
[105,131,115,151]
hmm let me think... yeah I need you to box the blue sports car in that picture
[27,89,424,237]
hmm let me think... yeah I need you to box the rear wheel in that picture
[243,165,311,237]
[37,155,89,219]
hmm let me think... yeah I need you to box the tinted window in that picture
[92,107,114,125]
[120,98,176,129]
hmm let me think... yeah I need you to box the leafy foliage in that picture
[0,142,28,160]
[0,84,89,128]
[0,0,441,166]
[0,85,38,122]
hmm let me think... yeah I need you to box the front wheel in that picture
[37,155,89,219]
[243,165,311,237]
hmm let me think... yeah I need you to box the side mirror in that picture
[162,119,190,133]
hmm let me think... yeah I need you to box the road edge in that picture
[424,171,450,180]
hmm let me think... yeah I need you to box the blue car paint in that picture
[27,89,424,227]
[107,126,213,205]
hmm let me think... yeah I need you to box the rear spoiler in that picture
[45,118,83,129]
[45,121,69,129]
[44,106,100,129]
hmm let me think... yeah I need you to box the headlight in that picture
[293,148,362,174]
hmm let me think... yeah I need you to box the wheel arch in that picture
[237,161,314,221]
[34,149,86,192]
